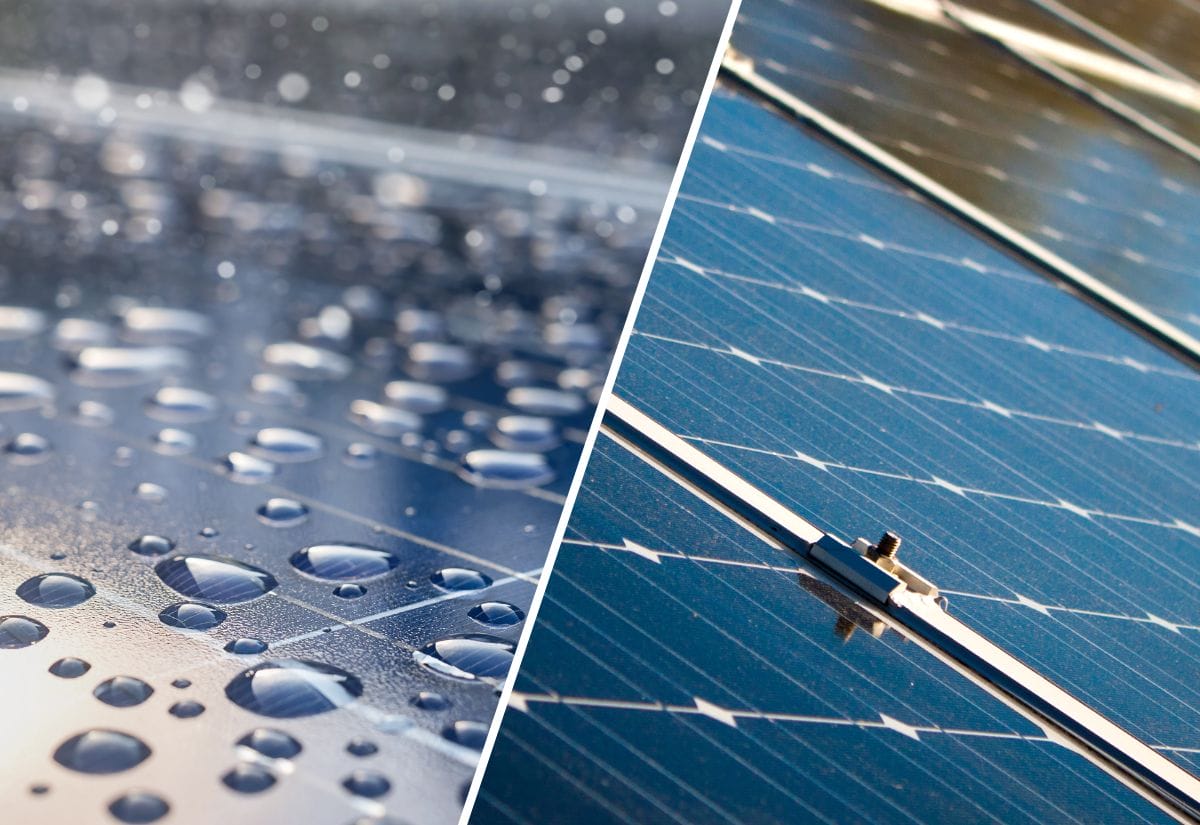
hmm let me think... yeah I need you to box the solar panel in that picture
[1043,0,1200,80]
[469,75,1200,821]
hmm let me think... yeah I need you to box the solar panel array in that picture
[470,67,1200,823]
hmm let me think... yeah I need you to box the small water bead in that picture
[249,373,303,406]
[50,657,91,678]
[159,602,226,631]
[171,679,191,689]
[256,497,309,527]
[94,676,154,708]
[17,573,95,608]
[112,446,135,467]
[199,527,219,538]
[346,739,378,757]
[490,415,560,452]
[405,342,475,382]
[334,584,366,599]
[0,372,53,412]
[121,306,212,344]
[169,700,205,718]
[506,386,585,416]
[219,451,277,484]
[5,433,52,462]
[343,442,377,468]
[53,730,150,774]
[73,400,114,426]
[225,659,363,718]
[261,341,351,381]
[250,427,323,462]
[290,543,400,581]
[468,602,525,627]
[495,360,539,387]
[134,482,168,503]
[222,764,276,794]
[342,770,391,798]
[129,534,175,556]
[153,428,196,455]
[155,555,277,603]
[413,635,514,683]
[0,306,46,340]
[382,380,447,413]
[70,346,189,387]
[431,568,492,591]
[30,783,49,795]
[411,691,450,711]
[394,308,445,341]
[444,720,489,750]
[53,318,112,350]
[225,637,268,655]
[458,449,554,489]
[348,399,421,437]
[108,791,170,823]
[144,387,219,423]
[0,615,48,647]
[237,728,302,759]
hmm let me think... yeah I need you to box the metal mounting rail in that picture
[605,395,1200,822]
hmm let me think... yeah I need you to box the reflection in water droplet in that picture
[413,635,514,683]
[444,720,489,750]
[159,602,227,631]
[17,573,95,608]
[5,433,52,462]
[237,728,302,759]
[155,555,277,603]
[225,659,363,718]
[0,372,54,412]
[411,691,450,711]
[144,387,219,423]
[222,764,276,794]
[346,739,378,757]
[458,449,554,489]
[224,637,268,655]
[490,415,560,452]
[129,535,175,556]
[108,791,170,823]
[0,306,45,340]
[70,346,189,387]
[342,770,391,798]
[256,498,309,527]
[134,482,168,503]
[50,657,91,678]
[468,602,525,627]
[506,386,585,416]
[94,676,154,707]
[219,451,277,484]
[54,730,150,774]
[383,380,447,413]
[169,700,205,719]
[250,427,323,462]
[0,615,49,647]
[333,584,366,599]
[262,341,351,381]
[430,568,492,592]
[153,428,197,455]
[348,399,421,437]
[290,544,400,582]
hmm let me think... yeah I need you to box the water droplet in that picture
[222,764,276,794]
[219,451,277,484]
[262,341,351,381]
[333,584,366,599]
[290,544,400,581]
[343,442,378,468]
[411,691,450,711]
[413,635,514,683]
[30,783,49,796]
[346,738,378,757]
[406,343,475,382]
[159,602,227,631]
[155,555,277,603]
[144,387,219,423]
[348,399,422,437]
[250,427,323,462]
[50,657,91,678]
[468,602,524,627]
[225,659,363,718]
[153,428,197,455]
[169,700,205,719]
[121,306,212,345]
[342,770,391,798]
[129,535,175,556]
[70,346,189,387]
[237,728,302,759]
[382,380,447,413]
[506,387,585,417]
[171,679,191,689]
[134,482,168,503]
[256,498,309,527]
[224,637,268,655]
[458,450,554,489]
[249,373,302,406]
[94,676,154,707]
[53,730,150,774]
[0,372,53,411]
[430,568,492,592]
[73,400,115,427]
[5,433,52,462]
[53,318,112,351]
[108,791,170,823]
[0,615,48,647]
[444,720,489,749]
[199,527,219,538]
[0,306,46,340]
[16,573,95,608]
[490,415,560,452]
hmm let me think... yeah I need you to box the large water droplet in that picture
[458,450,554,489]
[444,720,489,749]
[406,343,475,382]
[0,372,53,411]
[94,676,154,707]
[121,306,212,344]
[431,568,492,592]
[342,770,391,798]
[70,346,189,387]
[222,764,276,794]
[153,428,197,455]
[348,399,421,437]
[0,306,46,340]
[290,544,400,582]
[50,657,91,678]
[250,427,323,462]
[237,728,302,759]
[155,555,277,603]
[16,573,95,608]
[144,387,219,423]
[262,341,351,381]
[129,535,175,556]
[468,602,524,627]
[413,635,514,683]
[53,730,150,774]
[108,791,169,823]
[159,602,226,631]
[383,380,447,413]
[506,387,585,416]
[490,415,560,452]
[225,659,363,718]
[5,433,52,462]
[0,615,48,647]
[256,497,309,527]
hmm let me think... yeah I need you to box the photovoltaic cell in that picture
[1050,0,1200,80]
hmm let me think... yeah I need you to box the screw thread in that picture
[875,531,901,558]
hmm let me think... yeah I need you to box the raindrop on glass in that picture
[50,657,91,678]
[169,700,205,719]
[430,568,492,592]
[333,584,366,599]
[158,602,226,631]
[0,615,49,647]
[342,770,391,798]
[144,387,219,423]
[16,573,95,608]
[458,450,553,489]
[5,433,52,462]
[261,341,351,381]
[108,791,169,823]
[250,427,323,462]
[506,386,584,416]
[256,497,309,527]
[225,659,363,718]
[0,372,54,412]
[348,399,421,437]
[413,635,514,683]
[219,451,277,484]
[225,637,268,655]
[468,602,524,627]
[444,720,489,749]
[490,415,560,452]
[411,691,450,711]
[290,544,400,581]
[129,535,175,556]
[221,764,276,794]
[134,482,168,503]
[237,728,302,759]
[382,380,447,413]
[53,730,150,774]
[155,555,277,603]
[94,676,154,708]
[346,738,378,757]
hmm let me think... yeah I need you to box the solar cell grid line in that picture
[729,0,1200,339]
[470,433,1184,824]
[1045,0,1200,82]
